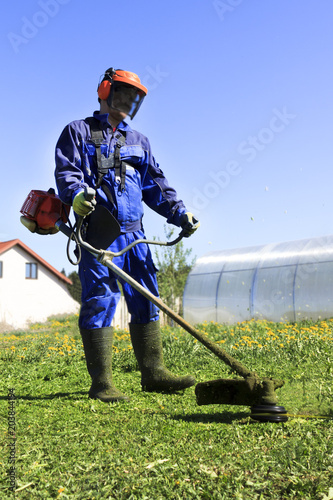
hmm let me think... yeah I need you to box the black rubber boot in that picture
[80,327,130,402]
[129,321,196,392]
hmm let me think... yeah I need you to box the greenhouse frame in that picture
[183,235,333,325]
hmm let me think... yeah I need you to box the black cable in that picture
[66,227,81,266]
[62,205,82,266]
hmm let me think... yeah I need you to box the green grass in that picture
[1,315,333,499]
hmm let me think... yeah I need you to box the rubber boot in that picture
[80,327,130,402]
[129,321,196,392]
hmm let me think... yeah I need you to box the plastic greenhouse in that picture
[183,235,333,325]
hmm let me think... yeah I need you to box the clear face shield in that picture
[107,82,146,119]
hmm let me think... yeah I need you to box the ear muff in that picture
[98,80,111,100]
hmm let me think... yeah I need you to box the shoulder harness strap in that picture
[84,117,126,193]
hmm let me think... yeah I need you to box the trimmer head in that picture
[195,377,284,407]
[250,404,288,422]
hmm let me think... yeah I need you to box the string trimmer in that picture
[20,187,287,422]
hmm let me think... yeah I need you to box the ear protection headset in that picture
[97,68,117,101]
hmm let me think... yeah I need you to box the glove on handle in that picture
[73,187,97,216]
[180,212,200,237]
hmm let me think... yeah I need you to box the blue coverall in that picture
[55,112,187,329]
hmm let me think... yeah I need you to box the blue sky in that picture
[1,0,333,274]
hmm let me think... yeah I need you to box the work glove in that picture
[180,212,200,237]
[73,191,96,216]
[20,216,59,235]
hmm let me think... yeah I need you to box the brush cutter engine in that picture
[20,188,70,234]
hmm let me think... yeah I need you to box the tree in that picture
[153,226,196,321]
[66,271,82,303]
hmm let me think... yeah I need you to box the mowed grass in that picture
[1,315,333,499]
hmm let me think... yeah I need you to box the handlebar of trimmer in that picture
[75,216,187,260]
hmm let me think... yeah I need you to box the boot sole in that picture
[88,392,130,403]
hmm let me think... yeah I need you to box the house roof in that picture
[0,239,72,285]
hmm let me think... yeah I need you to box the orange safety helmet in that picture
[97,68,148,119]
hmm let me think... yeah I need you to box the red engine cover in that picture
[20,189,70,230]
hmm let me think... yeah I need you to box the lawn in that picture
[1,315,333,499]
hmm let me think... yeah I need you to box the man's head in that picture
[97,68,147,121]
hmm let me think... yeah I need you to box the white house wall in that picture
[0,246,79,330]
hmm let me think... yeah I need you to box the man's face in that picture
[112,84,139,115]
[107,82,145,120]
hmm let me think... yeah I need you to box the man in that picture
[55,67,200,403]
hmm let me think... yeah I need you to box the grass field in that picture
[1,315,333,499]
